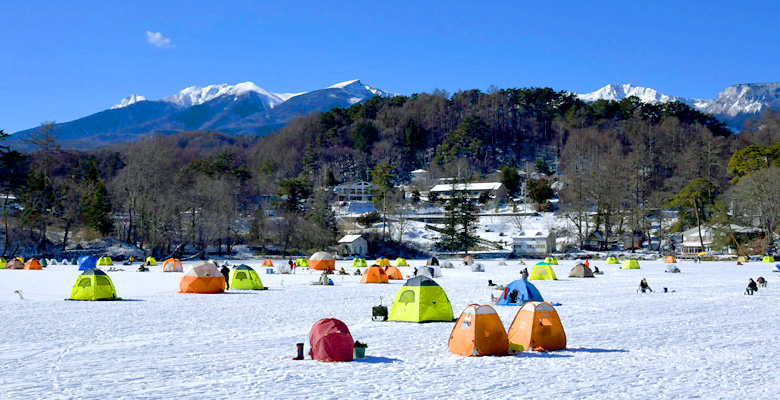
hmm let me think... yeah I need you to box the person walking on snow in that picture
[220,265,231,289]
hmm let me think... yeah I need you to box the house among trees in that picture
[333,181,374,202]
[410,169,428,182]
[681,225,762,256]
[512,230,556,257]
[338,234,368,256]
[584,232,607,251]
[429,182,507,204]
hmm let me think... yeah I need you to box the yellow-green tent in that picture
[229,265,265,290]
[621,259,640,269]
[69,269,120,301]
[605,256,619,264]
[375,258,391,267]
[543,256,558,265]
[388,276,454,322]
[762,256,775,263]
[145,257,157,266]
[0,257,6,269]
[98,256,113,266]
[395,257,408,267]
[294,258,309,267]
[529,262,558,280]
[351,258,367,268]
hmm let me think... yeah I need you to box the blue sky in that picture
[2,0,779,133]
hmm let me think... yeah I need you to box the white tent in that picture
[471,263,485,272]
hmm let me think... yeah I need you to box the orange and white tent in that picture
[161,258,183,272]
[180,263,225,294]
[664,255,677,263]
[360,265,389,283]
[384,266,404,280]
[507,301,566,352]
[448,304,509,357]
[24,259,42,270]
[262,259,274,266]
[309,252,335,271]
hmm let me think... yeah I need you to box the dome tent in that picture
[507,301,566,352]
[98,256,113,266]
[569,263,595,278]
[543,256,558,265]
[388,276,454,322]
[180,263,225,294]
[426,257,439,266]
[24,259,42,270]
[262,259,274,267]
[448,304,509,357]
[529,262,557,280]
[621,259,641,269]
[78,256,98,271]
[665,264,681,273]
[394,257,408,267]
[161,258,183,272]
[375,258,391,268]
[5,259,23,269]
[309,319,354,362]
[294,258,309,267]
[309,252,335,271]
[494,280,544,306]
[68,269,120,301]
[229,264,265,290]
[384,266,404,280]
[605,255,619,264]
[351,258,367,268]
[360,265,389,283]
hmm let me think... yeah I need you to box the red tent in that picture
[309,318,354,362]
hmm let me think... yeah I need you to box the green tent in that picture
[69,269,120,301]
[229,265,265,290]
[762,256,775,263]
[543,256,558,265]
[294,258,309,267]
[98,256,113,266]
[529,262,558,280]
[605,256,619,264]
[388,276,454,322]
[0,257,6,269]
[40,258,48,267]
[621,259,641,269]
[145,257,157,266]
[394,257,408,267]
[351,258,367,268]
[71,258,78,265]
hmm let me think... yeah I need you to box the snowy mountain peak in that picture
[328,79,361,89]
[111,94,147,109]
[327,79,397,99]
[707,83,780,117]
[578,84,691,104]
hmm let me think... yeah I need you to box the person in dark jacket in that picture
[220,265,231,289]
[639,278,652,293]
[746,278,758,295]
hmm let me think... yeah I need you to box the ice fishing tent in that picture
[276,262,292,274]
[448,304,509,357]
[309,318,354,362]
[426,257,439,266]
[161,258,183,272]
[665,264,681,273]
[529,262,557,280]
[262,259,274,267]
[69,269,120,301]
[351,258,367,268]
[180,263,225,294]
[24,259,42,270]
[440,261,454,269]
[388,276,454,322]
[544,256,558,265]
[569,263,595,278]
[229,264,265,290]
[375,258,391,267]
[507,301,566,352]
[605,255,619,264]
[360,265,389,283]
[621,259,641,269]
[78,256,98,271]
[394,257,408,267]
[294,258,309,267]
[737,256,748,263]
[145,257,157,266]
[98,256,113,266]
[762,256,775,263]
[40,259,48,267]
[463,255,474,266]
[385,266,404,280]
[5,259,24,269]
[665,256,677,263]
[495,279,543,306]
[309,252,335,271]
[48,258,58,265]
[471,263,485,272]
[416,264,442,278]
[0,257,5,269]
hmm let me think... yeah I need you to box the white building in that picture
[410,169,429,182]
[512,231,556,257]
[333,181,374,202]
[338,234,368,256]
[429,182,507,203]
[681,225,761,256]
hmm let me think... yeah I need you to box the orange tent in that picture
[448,304,509,357]
[665,255,677,263]
[24,259,42,270]
[180,263,225,294]
[161,258,183,272]
[309,251,335,271]
[360,265,389,283]
[507,301,566,352]
[262,259,274,266]
[384,266,404,280]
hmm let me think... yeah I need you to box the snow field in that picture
[0,259,778,399]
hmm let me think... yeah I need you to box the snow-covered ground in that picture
[1,259,777,399]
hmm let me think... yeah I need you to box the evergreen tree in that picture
[370,163,396,241]
[439,186,478,253]
[499,166,520,197]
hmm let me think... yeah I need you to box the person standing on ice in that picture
[288,259,295,274]
[220,265,231,289]
[746,278,758,295]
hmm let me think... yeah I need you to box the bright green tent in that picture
[388,276,454,322]
[69,269,120,301]
[529,262,558,280]
[762,256,775,263]
[294,258,309,267]
[145,257,157,266]
[0,257,6,269]
[395,257,408,267]
[621,259,640,269]
[605,256,619,264]
[98,256,113,266]
[351,258,367,268]
[229,265,265,290]
[543,256,558,265]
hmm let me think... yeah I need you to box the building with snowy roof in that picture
[429,182,507,203]
[338,234,368,257]
[512,231,556,257]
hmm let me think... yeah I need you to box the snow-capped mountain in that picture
[112,82,302,110]
[577,84,714,110]
[110,94,147,109]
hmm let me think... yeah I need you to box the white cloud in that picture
[145,31,174,49]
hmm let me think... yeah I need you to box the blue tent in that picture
[78,256,98,271]
[494,279,543,306]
